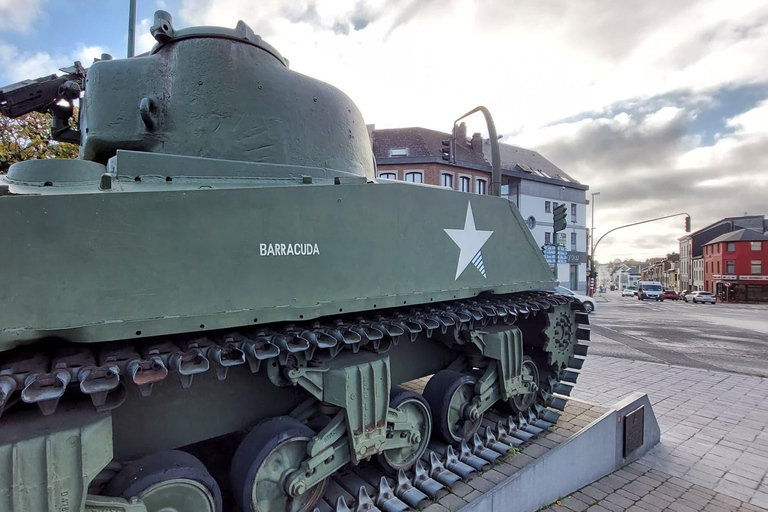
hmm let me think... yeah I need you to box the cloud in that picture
[136,18,157,55]
[0,0,46,33]
[508,98,768,262]
[0,42,108,83]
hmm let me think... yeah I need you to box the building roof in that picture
[704,228,768,245]
[679,215,765,241]
[372,127,487,167]
[371,126,588,190]
[482,140,579,183]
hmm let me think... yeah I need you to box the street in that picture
[586,290,768,378]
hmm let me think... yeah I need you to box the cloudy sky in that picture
[2,0,767,261]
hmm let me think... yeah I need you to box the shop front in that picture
[714,276,768,302]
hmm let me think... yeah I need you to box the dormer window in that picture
[389,148,409,157]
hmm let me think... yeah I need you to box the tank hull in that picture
[0,151,555,351]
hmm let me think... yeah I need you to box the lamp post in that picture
[589,192,600,296]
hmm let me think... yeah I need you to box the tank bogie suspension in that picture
[0,291,590,512]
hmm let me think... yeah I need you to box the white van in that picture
[637,281,664,301]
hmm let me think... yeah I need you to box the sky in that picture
[1,0,767,262]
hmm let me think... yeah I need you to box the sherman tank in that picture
[0,12,589,512]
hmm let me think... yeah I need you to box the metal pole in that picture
[453,107,501,197]
[128,0,137,58]
[590,192,600,296]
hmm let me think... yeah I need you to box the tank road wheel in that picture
[106,450,223,512]
[377,387,432,474]
[508,356,540,415]
[423,370,482,444]
[230,416,326,512]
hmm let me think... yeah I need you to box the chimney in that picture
[471,132,483,153]
[455,122,467,144]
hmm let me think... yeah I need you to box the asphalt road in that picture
[585,290,768,378]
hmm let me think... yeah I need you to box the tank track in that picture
[0,290,588,420]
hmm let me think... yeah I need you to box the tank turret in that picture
[80,11,374,178]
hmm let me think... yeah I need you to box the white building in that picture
[692,256,704,291]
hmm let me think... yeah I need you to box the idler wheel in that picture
[377,387,432,474]
[423,370,482,444]
[230,416,326,512]
[508,355,540,414]
[106,450,222,512]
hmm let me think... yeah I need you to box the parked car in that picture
[680,290,691,301]
[687,291,716,304]
[662,290,679,300]
[553,286,596,313]
[621,288,635,297]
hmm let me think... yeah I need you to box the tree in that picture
[0,112,79,174]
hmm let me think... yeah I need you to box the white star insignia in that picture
[444,202,494,280]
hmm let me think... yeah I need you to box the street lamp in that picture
[590,192,600,296]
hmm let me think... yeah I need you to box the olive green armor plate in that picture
[1,150,554,349]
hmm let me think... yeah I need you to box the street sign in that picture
[543,244,567,264]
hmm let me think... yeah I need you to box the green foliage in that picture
[0,112,79,174]
[508,445,520,456]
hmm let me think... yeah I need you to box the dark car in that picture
[662,290,679,300]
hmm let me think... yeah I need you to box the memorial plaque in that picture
[623,405,644,458]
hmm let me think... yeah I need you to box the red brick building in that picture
[703,229,768,302]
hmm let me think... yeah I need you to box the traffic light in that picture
[440,138,455,163]
[553,203,568,233]
[684,215,691,232]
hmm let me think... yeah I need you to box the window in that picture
[460,176,471,193]
[752,241,762,251]
[570,203,577,222]
[752,261,762,275]
[726,261,735,274]
[545,232,551,245]
[571,232,577,248]
[727,242,735,252]
[475,179,487,195]
[379,172,396,180]
[405,171,422,183]
[441,173,454,189]
[717,261,720,273]
[389,148,408,157]
[545,201,551,213]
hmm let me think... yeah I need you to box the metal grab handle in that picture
[139,96,158,131]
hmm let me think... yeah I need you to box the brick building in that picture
[371,125,590,292]
[678,215,767,292]
[703,229,768,302]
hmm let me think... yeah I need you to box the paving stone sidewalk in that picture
[570,356,768,510]
[541,460,766,512]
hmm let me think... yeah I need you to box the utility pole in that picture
[128,0,137,58]
[589,192,600,296]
